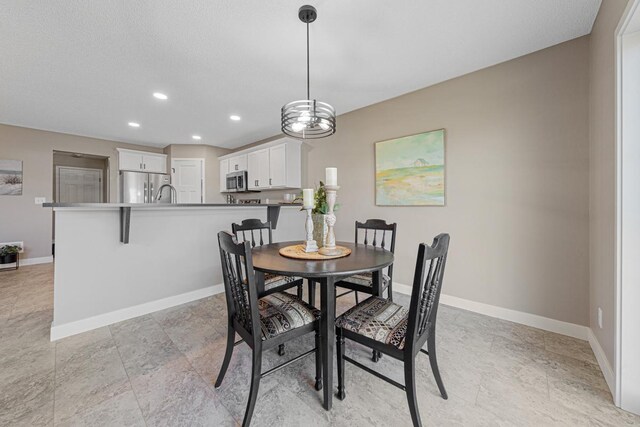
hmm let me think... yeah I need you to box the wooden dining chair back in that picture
[336,219,397,302]
[335,234,450,427]
[217,230,259,341]
[216,231,323,427]
[232,218,273,248]
[232,219,304,298]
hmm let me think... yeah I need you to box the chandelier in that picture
[281,5,336,139]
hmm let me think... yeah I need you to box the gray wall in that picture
[233,36,591,326]
[0,124,164,259]
[588,0,631,367]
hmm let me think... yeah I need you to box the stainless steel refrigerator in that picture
[119,171,171,203]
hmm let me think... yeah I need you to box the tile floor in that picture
[1,263,639,426]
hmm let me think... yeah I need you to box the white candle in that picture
[325,167,338,186]
[302,188,314,208]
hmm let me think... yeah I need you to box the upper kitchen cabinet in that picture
[219,138,301,192]
[228,154,248,172]
[268,142,302,189]
[219,158,229,192]
[117,149,167,174]
[247,149,270,190]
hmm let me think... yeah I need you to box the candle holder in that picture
[302,206,318,252]
[319,185,340,256]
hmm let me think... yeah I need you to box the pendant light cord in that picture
[306,22,310,101]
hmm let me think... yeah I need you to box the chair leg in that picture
[242,347,262,427]
[427,332,448,399]
[355,291,359,305]
[214,322,235,388]
[278,344,285,356]
[314,329,323,391]
[387,281,393,302]
[297,284,303,299]
[336,328,346,400]
[308,280,316,307]
[404,358,422,427]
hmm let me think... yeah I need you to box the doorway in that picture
[52,151,109,255]
[53,151,109,203]
[616,0,640,415]
[171,158,205,203]
[56,167,103,203]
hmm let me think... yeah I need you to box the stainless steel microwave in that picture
[226,170,248,192]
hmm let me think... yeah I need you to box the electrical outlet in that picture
[598,307,603,329]
[34,197,46,204]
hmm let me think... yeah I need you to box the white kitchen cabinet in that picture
[218,138,301,193]
[118,150,143,171]
[117,149,167,173]
[268,144,287,188]
[247,149,270,190]
[228,154,248,172]
[142,154,167,173]
[219,158,229,192]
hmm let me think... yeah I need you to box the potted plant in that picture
[311,181,339,248]
[0,245,20,264]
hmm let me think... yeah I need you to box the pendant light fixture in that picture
[281,5,336,139]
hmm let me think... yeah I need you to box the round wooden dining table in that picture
[251,241,395,411]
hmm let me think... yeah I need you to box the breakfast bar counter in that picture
[43,203,304,340]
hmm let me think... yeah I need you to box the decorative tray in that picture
[279,244,351,260]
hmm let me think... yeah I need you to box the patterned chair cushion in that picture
[336,296,408,349]
[259,292,320,340]
[264,273,302,291]
[340,272,390,288]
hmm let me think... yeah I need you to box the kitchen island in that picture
[43,203,304,340]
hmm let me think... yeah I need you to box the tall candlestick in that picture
[318,185,340,256]
[302,207,318,252]
[325,167,337,186]
[302,188,314,208]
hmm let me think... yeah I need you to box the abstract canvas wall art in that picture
[375,129,445,206]
[0,160,23,195]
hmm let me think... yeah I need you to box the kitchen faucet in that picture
[155,184,177,204]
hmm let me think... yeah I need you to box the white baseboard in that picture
[587,328,615,396]
[51,283,225,341]
[394,282,616,397]
[393,283,588,340]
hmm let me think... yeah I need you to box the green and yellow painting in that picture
[375,129,445,206]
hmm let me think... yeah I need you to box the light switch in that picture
[34,197,46,204]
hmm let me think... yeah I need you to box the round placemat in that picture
[279,244,352,260]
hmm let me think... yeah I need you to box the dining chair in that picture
[233,219,304,298]
[233,218,305,356]
[215,231,323,427]
[339,219,397,302]
[335,234,450,427]
[308,219,397,309]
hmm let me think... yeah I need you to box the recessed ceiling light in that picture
[128,122,140,128]
[230,115,241,121]
[153,92,168,100]
[192,135,202,141]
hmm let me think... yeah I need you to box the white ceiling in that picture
[0,0,601,149]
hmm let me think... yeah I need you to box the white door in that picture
[269,144,286,188]
[171,159,204,203]
[57,167,102,203]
